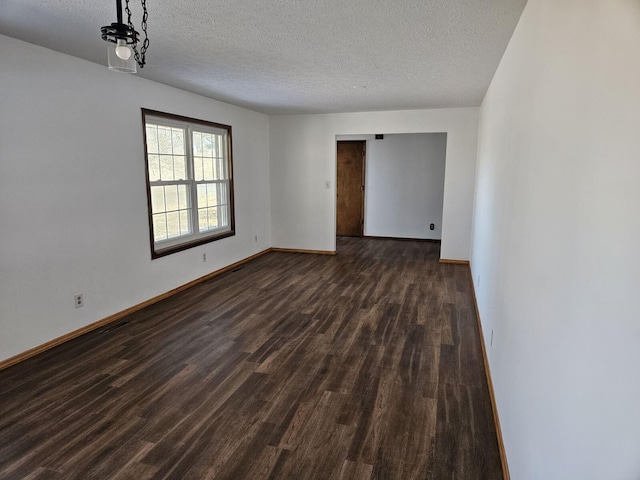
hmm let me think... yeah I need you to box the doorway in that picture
[336,141,365,236]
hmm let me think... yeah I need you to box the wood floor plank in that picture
[0,237,503,479]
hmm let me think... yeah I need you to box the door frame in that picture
[336,140,366,237]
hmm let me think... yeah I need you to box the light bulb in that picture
[115,39,132,60]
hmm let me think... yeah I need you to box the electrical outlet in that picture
[202,253,207,263]
[325,181,331,189]
[74,293,84,309]
[429,223,435,231]
[254,235,258,244]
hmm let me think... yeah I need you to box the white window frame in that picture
[142,109,235,258]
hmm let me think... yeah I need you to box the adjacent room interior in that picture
[336,133,447,241]
[1,1,639,479]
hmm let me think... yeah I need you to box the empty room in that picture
[1,1,639,479]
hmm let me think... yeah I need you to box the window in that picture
[142,109,235,258]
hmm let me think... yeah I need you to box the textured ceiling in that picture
[0,0,527,115]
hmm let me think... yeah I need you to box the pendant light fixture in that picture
[100,0,149,73]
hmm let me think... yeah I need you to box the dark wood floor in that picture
[0,237,502,480]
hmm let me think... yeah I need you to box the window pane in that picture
[196,184,206,209]
[165,185,179,212]
[202,133,214,156]
[214,135,221,157]
[202,158,214,180]
[207,207,219,229]
[219,156,227,180]
[210,157,217,180]
[219,204,229,227]
[172,129,184,155]
[178,185,188,210]
[148,155,160,181]
[207,183,218,206]
[217,183,227,206]
[166,211,181,239]
[160,155,174,181]
[194,157,203,181]
[146,125,158,154]
[179,210,190,235]
[157,126,173,154]
[153,214,167,241]
[150,186,165,213]
[193,132,202,156]
[198,208,208,231]
[174,155,187,180]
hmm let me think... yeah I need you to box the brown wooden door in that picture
[336,141,365,236]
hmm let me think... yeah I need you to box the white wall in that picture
[338,133,446,239]
[0,35,271,363]
[470,1,640,478]
[270,109,478,259]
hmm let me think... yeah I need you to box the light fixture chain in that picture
[139,0,150,64]
[124,0,149,68]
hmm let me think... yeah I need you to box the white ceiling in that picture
[0,0,527,115]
